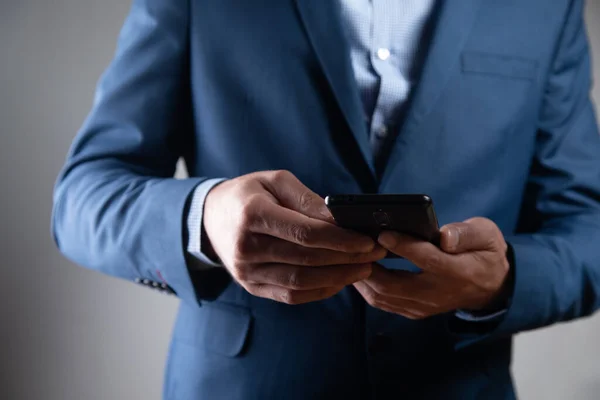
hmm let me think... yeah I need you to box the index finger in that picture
[378,231,453,273]
[245,262,373,290]
[259,170,335,223]
[253,203,376,253]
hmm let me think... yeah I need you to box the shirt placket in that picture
[369,0,403,157]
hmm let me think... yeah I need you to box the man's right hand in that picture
[203,170,387,305]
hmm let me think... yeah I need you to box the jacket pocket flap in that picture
[462,52,538,80]
[175,302,252,358]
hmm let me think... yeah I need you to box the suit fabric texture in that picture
[52,0,600,398]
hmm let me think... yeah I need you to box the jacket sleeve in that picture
[454,0,600,347]
[51,0,216,306]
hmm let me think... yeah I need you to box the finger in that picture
[244,283,345,305]
[377,231,453,273]
[259,170,335,223]
[243,262,372,290]
[353,281,436,319]
[369,301,432,320]
[439,217,503,254]
[252,202,376,253]
[238,234,387,266]
[360,264,438,306]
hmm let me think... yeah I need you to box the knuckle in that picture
[400,311,419,320]
[279,290,298,305]
[365,297,378,308]
[234,178,254,195]
[240,282,256,296]
[288,223,313,245]
[238,208,254,230]
[483,233,498,250]
[366,290,383,307]
[286,270,304,289]
[298,190,317,211]
[482,217,497,231]
[469,217,487,225]
[298,252,318,266]
[270,169,294,185]
[232,234,256,263]
[232,264,251,283]
[497,238,508,254]
[468,217,491,229]
[476,218,502,247]
[238,195,264,228]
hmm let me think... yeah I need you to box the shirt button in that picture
[377,48,390,61]
[374,125,388,139]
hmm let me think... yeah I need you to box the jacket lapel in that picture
[295,0,376,181]
[381,0,483,185]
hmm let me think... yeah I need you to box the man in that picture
[52,0,600,398]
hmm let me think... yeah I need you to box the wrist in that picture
[468,242,516,313]
[200,180,228,264]
[201,221,221,264]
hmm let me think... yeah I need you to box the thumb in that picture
[260,170,334,222]
[439,217,500,254]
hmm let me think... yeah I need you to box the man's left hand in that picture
[354,217,511,320]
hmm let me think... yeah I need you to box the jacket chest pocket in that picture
[461,51,538,81]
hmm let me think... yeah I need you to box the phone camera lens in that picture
[373,211,391,228]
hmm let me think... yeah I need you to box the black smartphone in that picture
[324,194,440,252]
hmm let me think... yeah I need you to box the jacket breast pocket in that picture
[461,51,538,81]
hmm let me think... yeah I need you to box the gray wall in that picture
[0,1,599,399]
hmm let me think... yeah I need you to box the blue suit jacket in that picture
[52,0,600,398]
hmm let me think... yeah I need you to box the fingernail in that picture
[361,237,376,251]
[319,205,334,220]
[378,231,398,248]
[444,226,459,250]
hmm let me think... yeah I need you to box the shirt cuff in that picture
[454,308,507,322]
[186,178,228,269]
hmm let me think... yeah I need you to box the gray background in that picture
[0,1,599,399]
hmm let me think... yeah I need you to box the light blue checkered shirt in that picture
[186,0,505,321]
[339,0,436,156]
[188,0,437,265]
